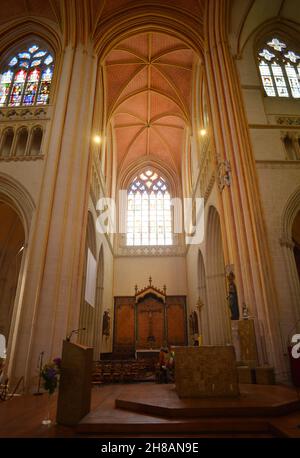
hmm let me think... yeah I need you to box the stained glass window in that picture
[127,169,173,246]
[0,44,54,107]
[0,71,13,105]
[258,38,300,98]
[23,69,40,106]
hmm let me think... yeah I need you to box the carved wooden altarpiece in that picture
[114,277,187,355]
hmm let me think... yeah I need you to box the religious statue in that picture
[102,310,111,337]
[242,302,249,319]
[189,311,199,335]
[189,313,195,335]
[217,159,231,191]
[227,272,240,320]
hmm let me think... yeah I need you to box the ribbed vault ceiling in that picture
[104,32,197,174]
[0,0,61,26]
[99,0,204,19]
[231,0,300,54]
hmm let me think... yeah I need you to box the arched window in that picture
[29,126,43,155]
[258,37,300,98]
[0,128,14,156]
[127,169,172,246]
[0,44,54,107]
[15,127,28,156]
[283,135,295,160]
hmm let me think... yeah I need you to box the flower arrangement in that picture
[41,357,61,395]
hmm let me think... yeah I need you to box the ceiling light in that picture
[199,129,207,137]
[94,135,102,144]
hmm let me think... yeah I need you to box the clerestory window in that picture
[0,44,54,107]
[126,169,173,246]
[258,37,300,98]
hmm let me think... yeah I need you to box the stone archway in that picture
[0,174,34,383]
[78,212,97,348]
[197,249,210,344]
[0,202,25,343]
[94,245,104,359]
[281,186,300,328]
[292,211,300,286]
[206,206,231,345]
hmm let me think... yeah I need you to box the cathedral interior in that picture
[0,0,300,439]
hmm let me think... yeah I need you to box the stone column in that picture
[204,0,286,375]
[206,272,231,345]
[7,43,98,388]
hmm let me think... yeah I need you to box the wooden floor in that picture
[0,383,300,438]
[114,383,300,417]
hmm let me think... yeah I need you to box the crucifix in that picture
[139,304,162,348]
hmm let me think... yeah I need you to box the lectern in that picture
[56,340,93,425]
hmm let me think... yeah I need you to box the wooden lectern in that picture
[56,340,93,425]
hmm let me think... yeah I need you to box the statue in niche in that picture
[102,310,111,337]
[227,272,240,320]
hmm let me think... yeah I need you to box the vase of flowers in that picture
[41,357,61,425]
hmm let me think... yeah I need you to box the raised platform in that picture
[77,383,300,436]
[115,383,300,418]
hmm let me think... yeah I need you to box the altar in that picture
[175,345,239,398]
[113,278,187,355]
[135,349,160,360]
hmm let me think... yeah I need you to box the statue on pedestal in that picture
[242,302,249,319]
[102,310,111,337]
[227,272,240,320]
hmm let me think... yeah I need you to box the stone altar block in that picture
[175,346,239,398]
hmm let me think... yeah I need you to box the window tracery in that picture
[0,44,54,107]
[127,169,172,246]
[258,37,300,98]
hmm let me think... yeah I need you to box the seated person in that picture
[166,346,175,381]
[0,334,6,385]
[156,346,174,383]
[0,334,5,360]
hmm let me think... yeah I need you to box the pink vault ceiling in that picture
[104,32,197,174]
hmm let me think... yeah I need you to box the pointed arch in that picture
[280,185,300,326]
[281,184,300,243]
[0,20,62,59]
[94,244,104,359]
[0,203,25,341]
[0,172,35,236]
[78,211,97,347]
[93,8,204,59]
[119,156,180,197]
[206,206,231,345]
[197,249,210,344]
[0,174,35,381]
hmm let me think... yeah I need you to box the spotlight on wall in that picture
[94,135,102,144]
[199,129,207,137]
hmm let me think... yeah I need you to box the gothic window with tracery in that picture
[258,38,300,98]
[127,169,172,246]
[0,44,54,107]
